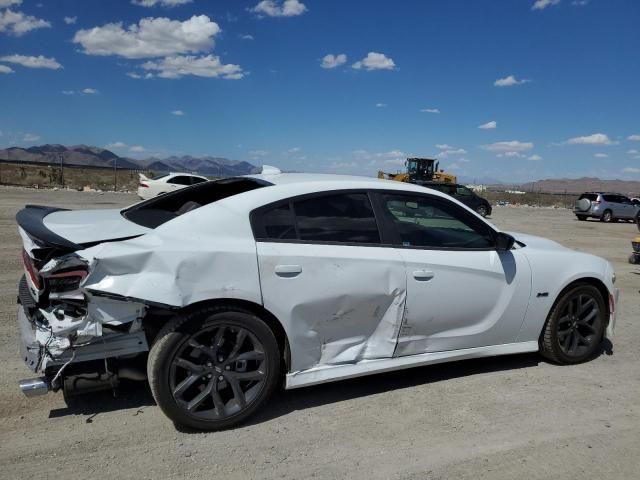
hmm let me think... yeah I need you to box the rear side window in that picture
[579,194,598,201]
[191,177,208,185]
[253,192,381,244]
[167,176,192,185]
[294,193,380,243]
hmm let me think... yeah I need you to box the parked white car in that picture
[137,172,208,200]
[16,168,618,430]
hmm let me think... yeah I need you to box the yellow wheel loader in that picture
[377,158,457,185]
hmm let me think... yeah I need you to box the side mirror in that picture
[495,232,516,251]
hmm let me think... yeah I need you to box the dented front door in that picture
[257,242,407,373]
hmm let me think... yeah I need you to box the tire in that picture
[476,205,488,217]
[575,198,591,212]
[576,215,587,221]
[600,210,613,223]
[630,253,639,265]
[148,306,281,431]
[539,283,606,364]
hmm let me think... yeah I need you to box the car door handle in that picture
[412,270,435,281]
[275,265,302,277]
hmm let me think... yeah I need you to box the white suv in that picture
[137,172,208,200]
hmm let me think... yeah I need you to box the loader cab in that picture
[406,158,436,183]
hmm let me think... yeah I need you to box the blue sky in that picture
[0,0,638,182]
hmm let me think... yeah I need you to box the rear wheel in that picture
[576,215,587,221]
[148,306,281,431]
[630,254,639,265]
[600,210,613,222]
[540,284,606,364]
[476,205,488,217]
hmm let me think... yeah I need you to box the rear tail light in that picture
[593,200,601,205]
[21,249,41,290]
[139,182,149,188]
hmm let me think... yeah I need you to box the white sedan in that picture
[16,168,618,430]
[137,172,209,200]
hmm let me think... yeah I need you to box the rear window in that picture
[123,177,270,228]
[579,193,598,201]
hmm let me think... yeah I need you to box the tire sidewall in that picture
[544,285,606,364]
[476,205,488,217]
[148,309,280,431]
[601,210,612,222]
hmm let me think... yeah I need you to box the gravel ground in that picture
[0,187,638,480]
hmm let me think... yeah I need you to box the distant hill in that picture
[491,177,640,196]
[0,144,256,176]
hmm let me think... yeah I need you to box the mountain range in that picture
[0,144,256,176]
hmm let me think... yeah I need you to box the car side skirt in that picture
[285,341,539,389]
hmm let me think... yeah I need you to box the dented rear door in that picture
[253,191,407,373]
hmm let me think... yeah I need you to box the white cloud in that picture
[503,151,524,158]
[64,16,77,25]
[62,90,75,95]
[483,140,534,152]
[250,0,307,17]
[532,0,560,10]
[623,167,640,174]
[82,87,98,94]
[22,133,40,142]
[129,145,145,153]
[420,108,440,113]
[494,75,530,87]
[0,54,62,69]
[436,148,467,159]
[0,1,22,7]
[528,154,542,161]
[375,103,387,108]
[352,52,395,71]
[566,133,614,145]
[571,0,589,5]
[171,110,185,116]
[127,71,153,79]
[105,141,127,149]
[628,149,639,154]
[287,147,301,153]
[240,34,254,40]
[0,64,14,74]
[436,144,457,150]
[478,120,497,129]
[628,134,640,141]
[132,0,192,6]
[141,54,244,79]
[0,9,50,36]
[73,15,220,59]
[594,153,608,158]
[321,53,346,69]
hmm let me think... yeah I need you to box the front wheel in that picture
[539,284,606,364]
[600,210,613,223]
[148,306,281,431]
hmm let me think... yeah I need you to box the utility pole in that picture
[59,152,64,188]
[113,156,117,192]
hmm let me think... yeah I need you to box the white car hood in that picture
[43,208,150,245]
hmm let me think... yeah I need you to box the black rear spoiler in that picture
[16,205,83,251]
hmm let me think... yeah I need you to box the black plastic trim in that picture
[16,205,83,251]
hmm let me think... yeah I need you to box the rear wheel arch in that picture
[144,298,291,372]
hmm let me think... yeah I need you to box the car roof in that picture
[168,172,207,177]
[246,172,444,194]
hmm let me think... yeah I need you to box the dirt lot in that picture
[1,187,639,480]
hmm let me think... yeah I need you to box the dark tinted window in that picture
[293,193,380,244]
[427,184,454,195]
[579,193,599,201]
[191,176,207,185]
[602,194,620,203]
[123,178,269,228]
[259,203,297,240]
[381,193,493,249]
[455,186,473,196]
[168,176,192,185]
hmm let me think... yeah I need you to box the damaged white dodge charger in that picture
[16,169,619,430]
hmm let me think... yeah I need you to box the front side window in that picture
[455,186,473,196]
[293,193,380,244]
[380,193,494,249]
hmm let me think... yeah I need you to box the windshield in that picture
[123,177,271,228]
